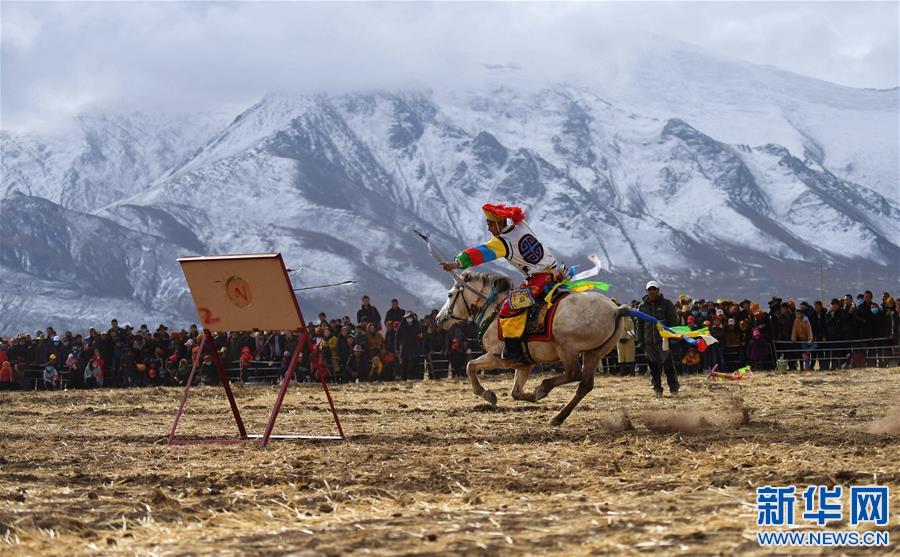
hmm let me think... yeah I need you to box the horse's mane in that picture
[460,270,513,294]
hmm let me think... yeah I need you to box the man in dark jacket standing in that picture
[395,311,423,380]
[384,299,406,329]
[635,281,679,397]
[809,301,828,370]
[356,296,382,329]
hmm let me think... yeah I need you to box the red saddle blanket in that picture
[498,292,569,343]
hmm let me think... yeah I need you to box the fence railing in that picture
[772,337,897,369]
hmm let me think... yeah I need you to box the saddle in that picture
[498,291,569,342]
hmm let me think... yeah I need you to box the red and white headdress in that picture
[482,203,525,224]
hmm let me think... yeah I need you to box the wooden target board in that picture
[179,253,303,332]
[170,253,345,447]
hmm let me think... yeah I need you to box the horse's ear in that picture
[462,274,470,282]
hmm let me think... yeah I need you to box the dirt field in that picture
[2,367,898,556]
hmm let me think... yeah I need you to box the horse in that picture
[435,270,629,426]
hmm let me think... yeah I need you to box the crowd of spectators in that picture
[0,295,476,390]
[0,290,897,391]
[614,290,899,376]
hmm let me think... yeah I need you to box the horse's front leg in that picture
[466,353,500,406]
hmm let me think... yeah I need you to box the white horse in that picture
[436,270,629,425]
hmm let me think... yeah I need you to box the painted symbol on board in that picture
[198,307,222,325]
[225,276,254,308]
[518,234,544,264]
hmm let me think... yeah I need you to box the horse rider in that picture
[441,203,562,363]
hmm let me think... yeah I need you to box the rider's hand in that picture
[441,261,461,271]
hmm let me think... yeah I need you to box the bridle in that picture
[444,278,502,329]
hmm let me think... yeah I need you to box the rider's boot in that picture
[502,338,528,363]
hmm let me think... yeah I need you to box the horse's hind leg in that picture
[466,353,500,406]
[510,365,536,402]
[550,349,600,426]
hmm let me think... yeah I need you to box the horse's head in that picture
[435,273,474,330]
[435,271,510,330]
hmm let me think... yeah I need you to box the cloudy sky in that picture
[2,1,897,130]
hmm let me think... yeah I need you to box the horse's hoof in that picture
[533,385,548,402]
[549,415,565,426]
[483,390,498,406]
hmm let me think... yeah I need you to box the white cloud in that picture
[1,1,897,130]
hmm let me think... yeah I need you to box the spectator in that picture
[279,350,292,378]
[809,301,828,369]
[446,322,468,379]
[239,345,253,381]
[791,309,815,370]
[44,354,60,390]
[366,323,384,354]
[338,326,354,371]
[885,297,899,366]
[254,332,266,360]
[369,355,384,383]
[826,298,849,369]
[378,345,398,381]
[724,318,742,367]
[396,311,423,380]
[356,296,381,329]
[775,302,796,369]
[747,328,770,371]
[176,358,191,385]
[870,300,892,366]
[706,314,726,372]
[616,315,636,376]
[121,348,137,387]
[90,349,105,387]
[165,353,179,384]
[199,354,218,386]
[384,299,405,329]
[322,327,341,382]
[0,361,13,390]
[344,345,367,383]
[65,351,79,379]
[635,281,679,397]
[83,352,96,388]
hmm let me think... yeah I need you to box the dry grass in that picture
[1,367,899,556]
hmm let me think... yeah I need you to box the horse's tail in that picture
[590,302,630,357]
[600,304,632,354]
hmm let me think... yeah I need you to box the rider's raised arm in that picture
[454,237,508,270]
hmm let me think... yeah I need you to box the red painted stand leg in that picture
[305,328,345,440]
[258,337,303,448]
[168,332,247,444]
[319,375,345,440]
[257,328,346,447]
[167,334,206,444]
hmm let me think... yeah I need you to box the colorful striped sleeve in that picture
[455,237,507,269]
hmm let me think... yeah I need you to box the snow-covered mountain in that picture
[2,45,898,335]
[2,111,226,213]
